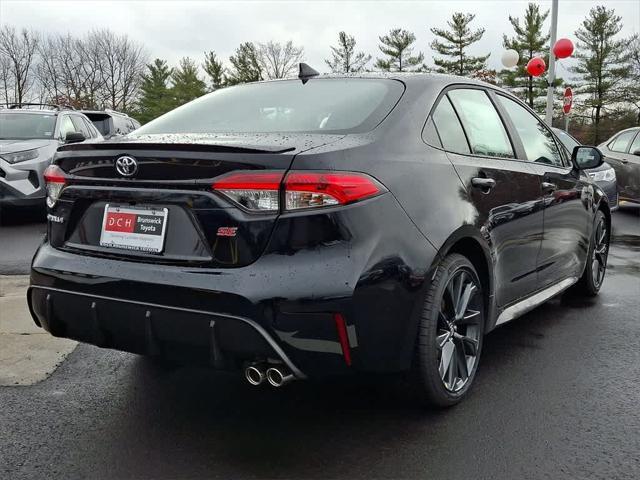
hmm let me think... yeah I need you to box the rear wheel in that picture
[574,210,609,296]
[412,253,485,407]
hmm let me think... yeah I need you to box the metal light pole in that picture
[545,0,559,126]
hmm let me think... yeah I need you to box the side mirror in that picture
[633,150,640,156]
[572,146,603,170]
[64,132,85,144]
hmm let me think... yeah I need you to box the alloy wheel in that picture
[436,268,483,393]
[591,217,609,288]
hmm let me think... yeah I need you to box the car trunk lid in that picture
[50,133,343,267]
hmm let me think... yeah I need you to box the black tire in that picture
[573,210,609,297]
[412,253,485,407]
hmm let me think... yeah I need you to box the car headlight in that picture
[0,148,40,164]
[589,168,616,182]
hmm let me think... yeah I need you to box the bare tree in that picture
[93,29,147,111]
[0,26,39,104]
[34,29,146,110]
[0,53,13,105]
[256,40,304,79]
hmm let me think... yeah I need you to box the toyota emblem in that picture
[115,156,138,177]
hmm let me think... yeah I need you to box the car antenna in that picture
[298,63,319,84]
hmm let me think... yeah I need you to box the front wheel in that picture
[412,253,485,407]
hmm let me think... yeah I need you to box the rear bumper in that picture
[28,285,305,378]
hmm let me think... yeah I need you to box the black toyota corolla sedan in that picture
[29,69,611,406]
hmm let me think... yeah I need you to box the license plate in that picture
[100,204,168,253]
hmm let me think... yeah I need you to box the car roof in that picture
[246,72,488,90]
[0,108,60,115]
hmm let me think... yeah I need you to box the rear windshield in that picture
[84,114,111,136]
[135,78,404,135]
[0,112,57,139]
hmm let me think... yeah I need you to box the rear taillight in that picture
[212,171,283,212]
[284,171,386,210]
[43,165,67,208]
[212,170,386,212]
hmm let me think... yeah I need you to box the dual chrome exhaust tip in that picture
[244,364,295,387]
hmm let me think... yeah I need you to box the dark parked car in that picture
[0,104,102,209]
[552,127,618,211]
[29,71,611,407]
[598,127,640,205]
[80,109,140,139]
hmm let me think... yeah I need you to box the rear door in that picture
[433,87,544,307]
[494,93,592,288]
[603,129,640,202]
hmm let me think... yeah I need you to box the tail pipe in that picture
[266,366,295,388]
[244,364,266,386]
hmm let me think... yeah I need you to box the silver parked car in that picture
[552,127,618,211]
[0,104,103,209]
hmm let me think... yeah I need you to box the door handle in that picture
[620,159,628,164]
[541,181,557,192]
[471,177,496,191]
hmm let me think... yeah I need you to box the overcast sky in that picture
[2,0,639,77]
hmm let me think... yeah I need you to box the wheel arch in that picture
[431,226,496,332]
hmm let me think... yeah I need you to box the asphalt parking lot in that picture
[1,206,639,479]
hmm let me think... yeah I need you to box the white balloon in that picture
[501,49,519,68]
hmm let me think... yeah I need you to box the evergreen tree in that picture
[226,42,262,85]
[325,31,371,73]
[171,57,206,106]
[572,6,631,143]
[627,34,640,125]
[430,12,490,76]
[136,58,173,124]
[499,3,550,109]
[375,29,424,72]
[203,51,225,91]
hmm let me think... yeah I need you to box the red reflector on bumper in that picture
[333,313,352,366]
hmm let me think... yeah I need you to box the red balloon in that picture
[526,57,546,77]
[553,38,574,59]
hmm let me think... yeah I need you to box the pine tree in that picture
[203,51,225,91]
[572,6,631,143]
[136,58,173,124]
[375,28,424,72]
[626,34,640,125]
[499,3,550,109]
[325,31,371,73]
[171,57,206,106]
[430,12,490,76]
[226,42,262,85]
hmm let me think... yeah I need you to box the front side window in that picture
[58,116,77,139]
[0,113,56,140]
[447,89,514,159]
[431,96,470,154]
[135,79,405,135]
[609,130,636,153]
[71,116,91,138]
[497,95,564,167]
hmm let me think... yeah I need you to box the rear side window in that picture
[448,89,514,159]
[496,95,564,167]
[609,131,636,152]
[431,97,469,154]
